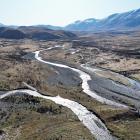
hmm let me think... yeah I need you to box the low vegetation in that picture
[0,34,140,140]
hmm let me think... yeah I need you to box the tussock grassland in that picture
[1,38,140,140]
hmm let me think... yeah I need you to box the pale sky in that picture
[0,0,140,26]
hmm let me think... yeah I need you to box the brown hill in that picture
[0,26,77,40]
[0,27,26,39]
[18,26,77,40]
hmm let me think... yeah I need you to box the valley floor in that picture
[0,35,140,140]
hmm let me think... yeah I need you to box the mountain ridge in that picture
[65,8,140,31]
[0,8,140,32]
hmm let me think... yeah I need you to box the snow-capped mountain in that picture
[1,8,140,32]
[65,8,140,31]
[65,18,99,31]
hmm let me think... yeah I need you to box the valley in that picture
[0,28,140,140]
[1,0,140,139]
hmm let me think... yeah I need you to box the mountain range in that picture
[0,8,140,39]
[65,8,140,31]
[35,8,140,31]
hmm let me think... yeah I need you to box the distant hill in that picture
[0,27,26,39]
[0,23,4,27]
[35,25,63,30]
[65,8,140,31]
[0,26,77,40]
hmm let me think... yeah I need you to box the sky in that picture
[0,0,140,26]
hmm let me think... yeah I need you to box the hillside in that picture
[0,26,77,40]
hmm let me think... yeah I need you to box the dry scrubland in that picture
[0,39,95,140]
[42,31,140,82]
[0,31,140,140]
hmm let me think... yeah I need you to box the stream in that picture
[35,47,128,108]
[0,89,115,140]
[1,45,129,140]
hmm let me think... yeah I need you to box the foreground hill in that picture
[0,26,77,40]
